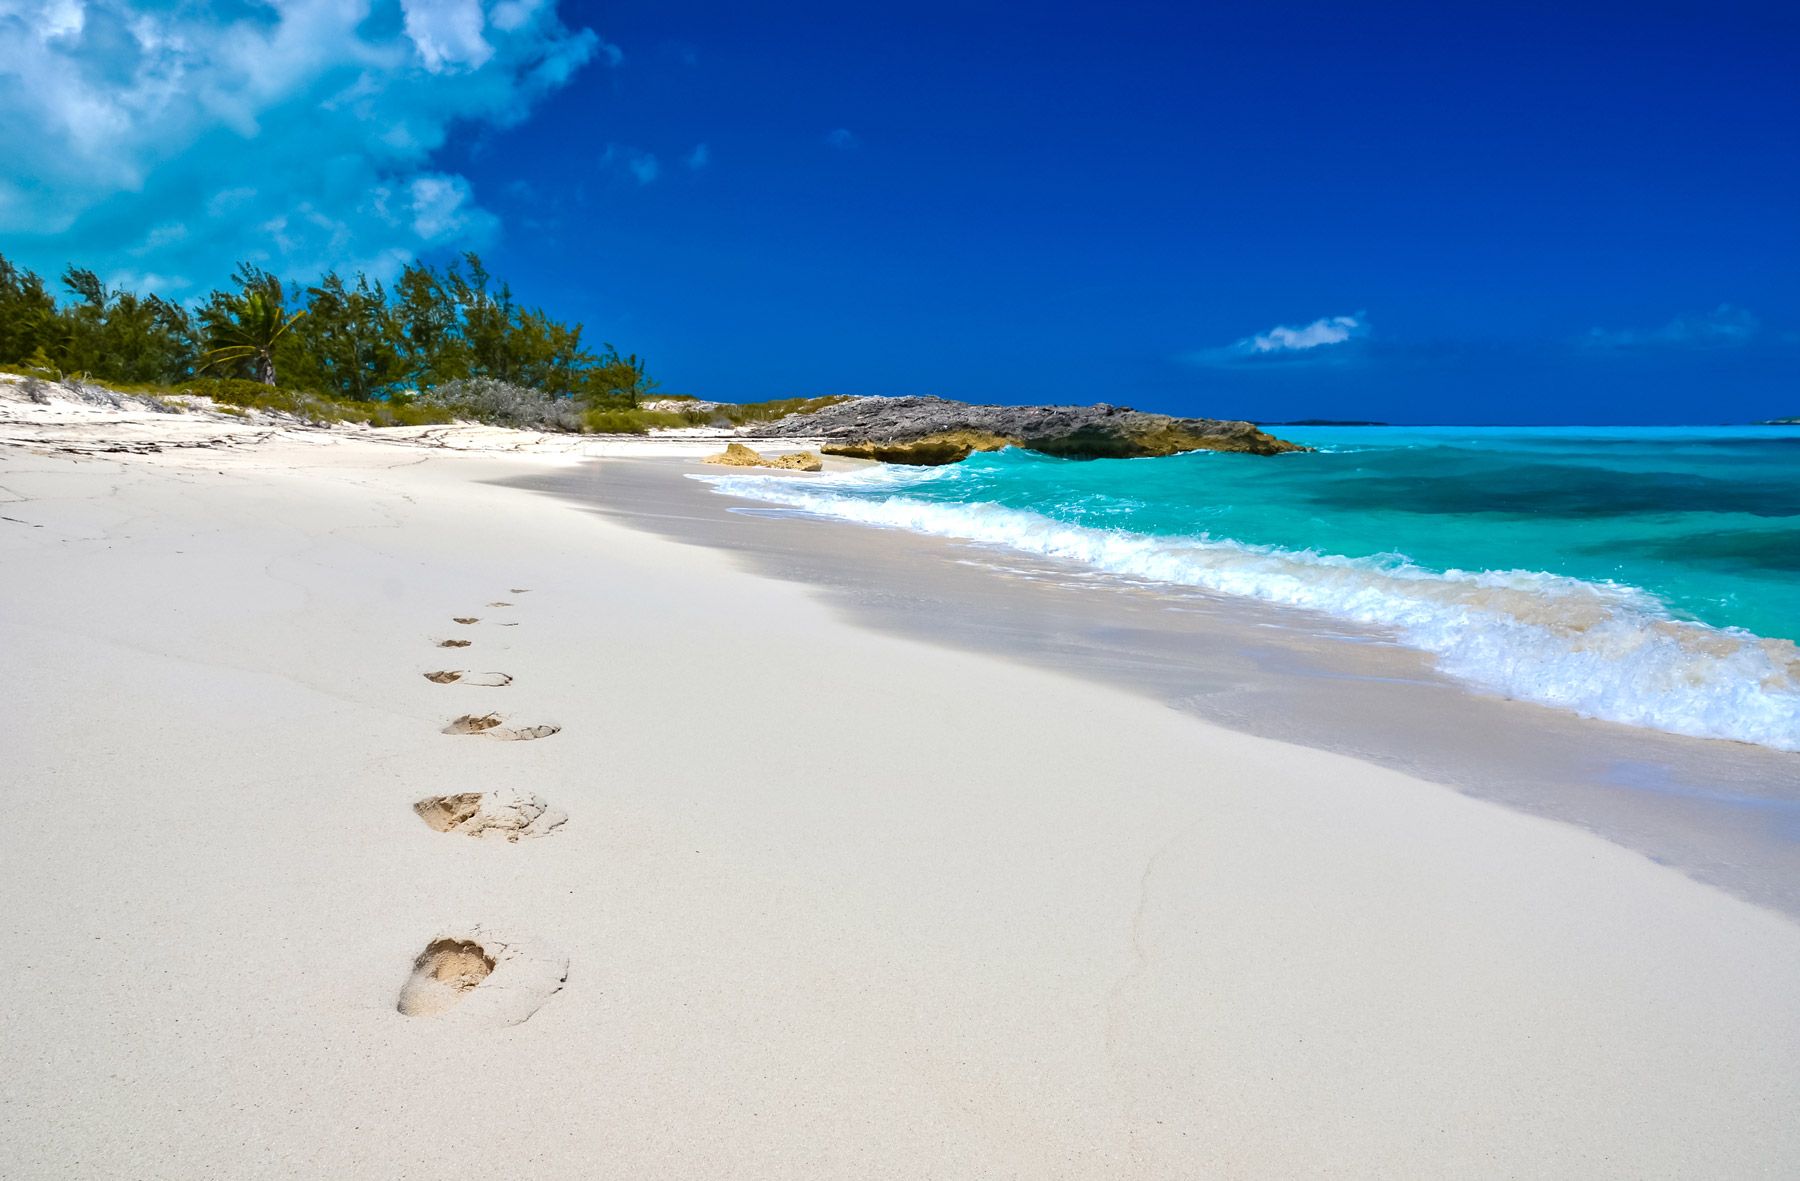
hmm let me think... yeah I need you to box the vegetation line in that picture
[1,251,848,433]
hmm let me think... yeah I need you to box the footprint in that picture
[509,588,531,594]
[488,601,513,608]
[396,939,493,1017]
[496,621,520,627]
[422,671,513,687]
[413,789,566,840]
[395,927,567,1025]
[443,713,502,734]
[452,617,479,625]
[442,714,559,741]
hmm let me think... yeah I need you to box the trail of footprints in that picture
[400,587,569,1025]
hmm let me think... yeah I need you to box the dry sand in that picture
[2,396,1799,1177]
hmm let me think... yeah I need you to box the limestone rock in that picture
[703,442,824,471]
[741,395,1303,464]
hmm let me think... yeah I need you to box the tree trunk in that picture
[257,351,276,386]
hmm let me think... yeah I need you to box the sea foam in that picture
[699,466,1800,752]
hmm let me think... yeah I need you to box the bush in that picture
[580,407,697,434]
[413,377,585,431]
[719,395,852,425]
[180,377,458,427]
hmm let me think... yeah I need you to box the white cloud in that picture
[408,173,493,240]
[686,142,710,170]
[1584,305,1761,349]
[0,0,607,290]
[403,0,494,72]
[1241,314,1366,354]
[1184,313,1368,366]
[824,127,859,150]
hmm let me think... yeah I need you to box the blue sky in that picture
[2,0,1796,423]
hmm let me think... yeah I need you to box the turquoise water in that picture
[954,426,1800,642]
[702,426,1800,751]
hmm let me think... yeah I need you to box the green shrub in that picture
[718,395,853,425]
[580,407,697,434]
[173,377,459,427]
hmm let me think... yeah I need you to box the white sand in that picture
[3,403,1799,1177]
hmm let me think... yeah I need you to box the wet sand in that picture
[519,458,1800,920]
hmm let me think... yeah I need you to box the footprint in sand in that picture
[488,601,513,608]
[413,789,566,840]
[442,713,559,741]
[436,639,472,649]
[423,671,513,686]
[509,588,531,594]
[396,927,567,1024]
[396,939,491,1016]
[452,617,479,625]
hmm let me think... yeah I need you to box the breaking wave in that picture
[698,465,1800,751]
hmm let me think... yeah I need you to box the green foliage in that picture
[180,377,457,426]
[579,407,698,434]
[717,395,853,425]
[0,250,657,414]
[1,264,197,384]
[347,253,656,404]
[197,265,304,386]
[577,396,855,434]
[285,271,404,400]
[0,256,59,366]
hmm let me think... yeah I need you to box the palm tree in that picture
[200,293,304,386]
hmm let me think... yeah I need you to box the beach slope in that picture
[2,425,1798,1177]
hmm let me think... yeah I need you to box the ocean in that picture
[699,425,1800,753]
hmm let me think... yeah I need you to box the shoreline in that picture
[519,457,1800,922]
[4,425,1800,1176]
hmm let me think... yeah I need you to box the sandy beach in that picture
[4,403,1800,1177]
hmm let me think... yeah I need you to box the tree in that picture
[392,261,466,388]
[0,255,61,369]
[0,251,654,415]
[54,267,195,383]
[290,272,404,400]
[199,267,304,385]
[444,253,517,382]
[576,345,656,407]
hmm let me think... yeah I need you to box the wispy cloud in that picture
[601,144,660,185]
[685,142,710,170]
[1583,305,1761,350]
[1185,313,1369,367]
[0,0,608,290]
[824,127,859,150]
[1241,314,1366,354]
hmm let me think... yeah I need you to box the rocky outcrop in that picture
[740,396,1301,464]
[702,442,825,471]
